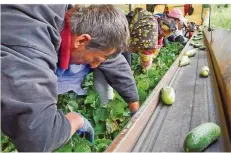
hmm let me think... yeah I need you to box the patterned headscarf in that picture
[129,10,158,50]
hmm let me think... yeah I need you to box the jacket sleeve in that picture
[97,54,139,103]
[1,5,71,152]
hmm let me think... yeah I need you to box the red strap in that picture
[59,13,71,70]
[189,32,193,39]
[158,36,163,46]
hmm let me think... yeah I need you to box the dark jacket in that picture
[1,4,138,152]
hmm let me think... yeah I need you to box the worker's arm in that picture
[97,54,140,113]
[1,4,81,151]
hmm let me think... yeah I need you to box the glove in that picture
[76,113,94,142]
[130,111,137,117]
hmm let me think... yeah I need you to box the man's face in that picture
[70,34,116,68]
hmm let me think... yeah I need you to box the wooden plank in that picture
[205,46,231,151]
[204,28,231,132]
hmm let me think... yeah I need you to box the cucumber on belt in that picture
[184,122,221,152]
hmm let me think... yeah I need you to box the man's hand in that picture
[65,112,94,142]
[128,101,140,117]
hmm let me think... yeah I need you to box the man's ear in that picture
[72,34,91,48]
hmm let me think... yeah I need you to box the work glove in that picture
[76,113,94,142]
[130,111,137,117]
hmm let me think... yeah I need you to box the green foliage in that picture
[93,108,110,123]
[211,5,231,29]
[93,138,112,152]
[1,42,183,152]
[1,133,16,152]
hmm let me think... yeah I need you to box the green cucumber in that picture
[161,86,175,105]
[192,38,200,41]
[190,42,195,46]
[184,49,197,57]
[200,66,209,77]
[179,56,191,67]
[199,46,206,50]
[184,122,221,152]
[193,43,202,48]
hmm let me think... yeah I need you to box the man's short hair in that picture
[70,5,130,52]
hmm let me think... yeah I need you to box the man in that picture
[57,5,140,114]
[1,4,139,152]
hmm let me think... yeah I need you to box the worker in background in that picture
[1,4,140,152]
[154,13,177,47]
[129,8,159,70]
[185,21,196,39]
[166,8,188,46]
[126,8,177,70]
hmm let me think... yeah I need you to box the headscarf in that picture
[129,9,158,50]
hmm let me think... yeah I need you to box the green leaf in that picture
[66,100,78,112]
[84,92,97,105]
[112,130,120,139]
[94,122,106,136]
[74,143,91,152]
[119,117,130,129]
[3,142,15,152]
[1,133,9,144]
[85,106,94,118]
[137,78,149,91]
[82,72,93,90]
[71,135,92,152]
[77,106,87,115]
[55,143,73,152]
[93,108,110,123]
[147,68,158,78]
[108,100,125,115]
[106,119,119,134]
[94,138,112,152]
[114,92,126,103]
[138,88,148,102]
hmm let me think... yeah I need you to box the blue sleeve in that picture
[57,64,90,95]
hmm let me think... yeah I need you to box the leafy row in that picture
[0,42,183,152]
